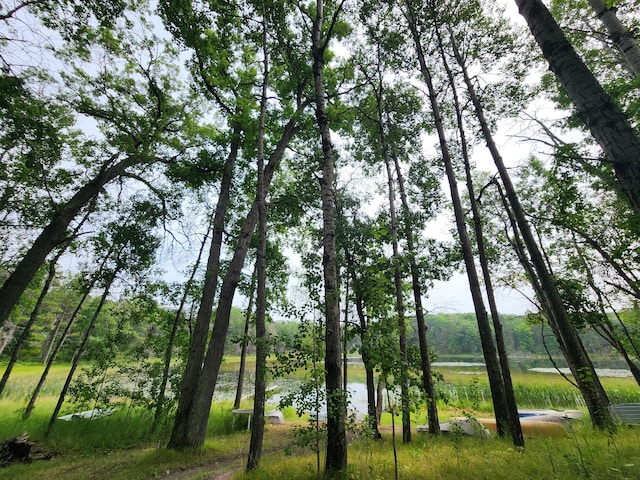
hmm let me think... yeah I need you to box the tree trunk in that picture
[167,112,301,449]
[312,0,347,472]
[441,26,523,446]
[586,0,640,77]
[247,20,269,469]
[342,242,381,438]
[388,139,439,435]
[0,258,57,396]
[46,273,116,434]
[376,377,385,423]
[358,298,381,438]
[403,0,510,435]
[515,0,640,215]
[234,264,256,410]
[343,278,349,393]
[168,124,241,448]
[0,154,129,328]
[493,180,612,429]
[41,310,64,365]
[154,215,212,431]
[382,146,411,443]
[451,16,613,427]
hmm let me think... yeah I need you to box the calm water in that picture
[218,355,636,412]
[432,355,634,378]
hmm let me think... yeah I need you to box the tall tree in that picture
[247,1,270,469]
[515,0,640,215]
[429,0,528,445]
[309,0,348,472]
[166,0,312,446]
[584,0,640,77]
[382,137,412,443]
[0,11,197,328]
[401,0,512,436]
[438,0,613,429]
[336,206,384,439]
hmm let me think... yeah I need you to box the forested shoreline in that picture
[1,283,628,362]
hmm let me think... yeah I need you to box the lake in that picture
[216,354,637,413]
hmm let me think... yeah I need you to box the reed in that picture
[2,358,640,479]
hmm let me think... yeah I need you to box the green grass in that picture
[242,425,640,480]
[2,359,640,479]
[0,363,71,401]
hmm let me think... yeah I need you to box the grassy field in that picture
[1,359,640,479]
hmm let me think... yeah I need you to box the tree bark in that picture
[390,139,439,435]
[247,17,269,468]
[586,0,640,77]
[168,124,241,449]
[515,0,640,215]
[312,0,347,473]
[382,140,411,443]
[167,112,302,449]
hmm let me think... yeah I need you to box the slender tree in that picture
[428,1,523,445]
[247,2,270,468]
[402,0,511,436]
[22,256,110,419]
[234,264,257,410]
[444,2,613,428]
[337,209,383,439]
[45,273,117,434]
[310,0,348,472]
[154,214,213,430]
[382,142,412,443]
[584,0,640,77]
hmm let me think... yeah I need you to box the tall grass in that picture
[243,425,640,480]
[435,369,640,411]
[3,359,640,479]
[0,363,70,401]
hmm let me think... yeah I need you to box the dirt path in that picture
[163,425,296,480]
[163,454,243,480]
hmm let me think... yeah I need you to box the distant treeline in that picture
[416,312,613,357]
[0,280,617,363]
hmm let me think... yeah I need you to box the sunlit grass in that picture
[0,363,71,401]
[243,424,640,480]
[2,358,640,479]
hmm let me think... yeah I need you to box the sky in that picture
[428,273,533,315]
